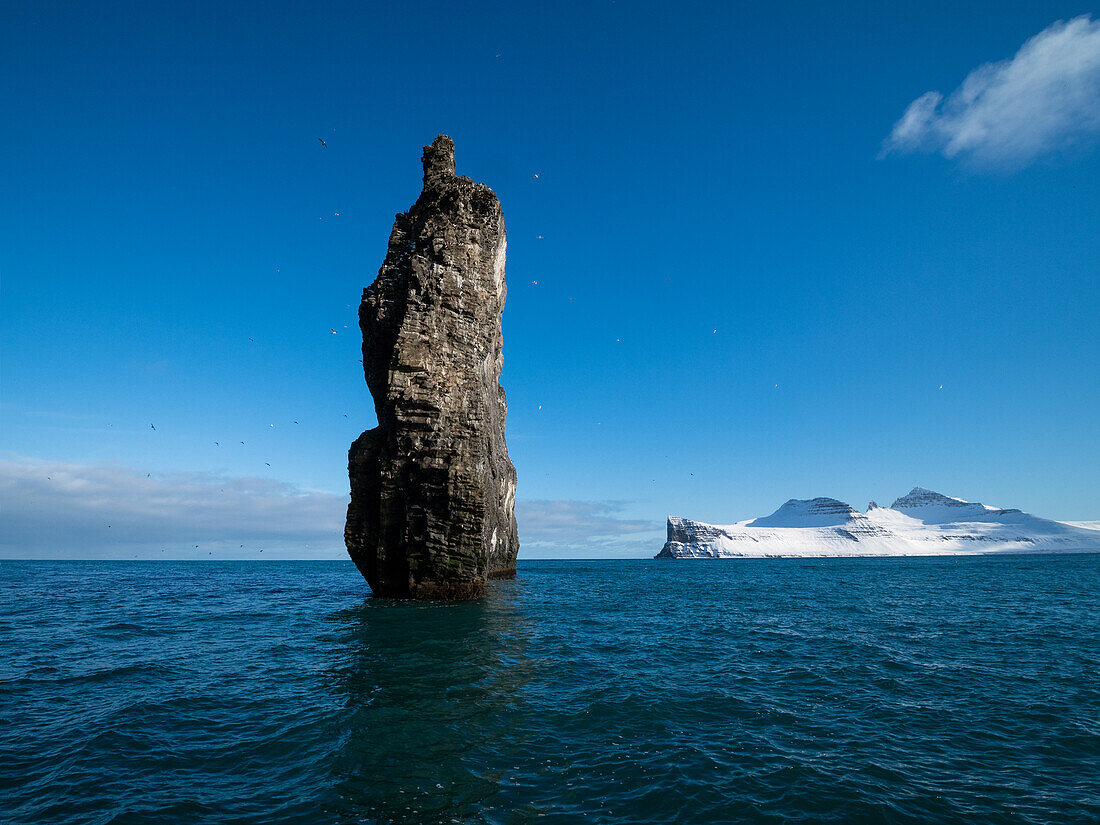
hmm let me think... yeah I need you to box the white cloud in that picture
[515,499,655,541]
[0,458,348,558]
[515,499,661,558]
[0,459,662,559]
[883,15,1100,166]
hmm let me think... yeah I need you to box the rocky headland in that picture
[657,488,1100,558]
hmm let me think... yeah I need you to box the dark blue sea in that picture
[2,557,1099,825]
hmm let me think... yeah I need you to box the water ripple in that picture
[0,557,1098,823]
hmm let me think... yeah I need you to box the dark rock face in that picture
[345,135,518,600]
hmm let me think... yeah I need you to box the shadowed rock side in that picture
[345,135,518,599]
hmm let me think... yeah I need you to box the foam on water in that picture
[1,557,1098,824]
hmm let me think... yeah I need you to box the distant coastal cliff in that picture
[658,488,1100,558]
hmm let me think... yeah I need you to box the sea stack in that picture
[345,135,519,599]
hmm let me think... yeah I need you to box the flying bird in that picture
[150,424,155,430]
[318,138,327,149]
[531,173,541,180]
[330,328,337,334]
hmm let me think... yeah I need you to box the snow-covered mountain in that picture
[656,488,1100,558]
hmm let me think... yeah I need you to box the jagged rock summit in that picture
[345,135,518,600]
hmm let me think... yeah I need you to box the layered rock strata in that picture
[345,135,518,599]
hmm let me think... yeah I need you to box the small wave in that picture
[1,557,1098,825]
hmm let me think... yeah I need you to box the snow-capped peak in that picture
[881,487,1028,524]
[891,487,973,510]
[657,488,1099,559]
[748,497,862,528]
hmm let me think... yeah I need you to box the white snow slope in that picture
[657,487,1100,558]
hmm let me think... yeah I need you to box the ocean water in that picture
[1,557,1098,825]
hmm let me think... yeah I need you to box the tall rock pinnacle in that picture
[345,135,519,599]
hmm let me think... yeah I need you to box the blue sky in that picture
[2,1,1099,558]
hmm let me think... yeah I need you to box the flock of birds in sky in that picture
[79,137,954,563]
[73,139,562,557]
